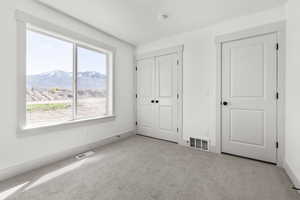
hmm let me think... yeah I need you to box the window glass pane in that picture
[77,46,108,119]
[26,30,73,126]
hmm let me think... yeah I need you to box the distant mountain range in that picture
[27,70,106,90]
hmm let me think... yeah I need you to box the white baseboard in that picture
[178,138,188,146]
[283,159,300,194]
[0,130,136,182]
[209,145,219,154]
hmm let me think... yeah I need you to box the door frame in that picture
[215,21,286,166]
[136,45,184,143]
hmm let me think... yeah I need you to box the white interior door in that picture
[137,58,156,134]
[137,53,179,142]
[221,33,278,163]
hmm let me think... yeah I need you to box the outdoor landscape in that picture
[26,70,107,125]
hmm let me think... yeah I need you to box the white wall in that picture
[136,6,286,149]
[285,0,300,187]
[0,0,135,174]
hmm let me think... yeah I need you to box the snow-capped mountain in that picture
[27,70,106,89]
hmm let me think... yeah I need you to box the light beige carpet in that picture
[0,135,299,200]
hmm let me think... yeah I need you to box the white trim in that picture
[215,21,286,166]
[15,10,116,53]
[133,56,138,129]
[33,1,135,47]
[215,39,222,155]
[177,46,184,143]
[215,21,286,44]
[136,45,184,61]
[275,23,286,167]
[284,160,300,193]
[16,20,27,132]
[20,116,116,135]
[16,11,116,132]
[73,43,78,117]
[136,45,184,143]
[0,130,136,182]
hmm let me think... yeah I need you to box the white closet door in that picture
[154,53,179,142]
[137,58,156,135]
[221,33,277,163]
[136,53,179,142]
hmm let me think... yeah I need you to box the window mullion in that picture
[105,53,109,115]
[73,43,78,120]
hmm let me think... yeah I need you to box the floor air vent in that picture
[189,137,209,151]
[75,150,95,160]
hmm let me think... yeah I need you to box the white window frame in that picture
[16,11,116,132]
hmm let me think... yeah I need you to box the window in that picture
[76,46,108,119]
[23,26,114,129]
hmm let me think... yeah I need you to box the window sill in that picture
[18,115,116,135]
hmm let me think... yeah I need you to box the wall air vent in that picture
[189,137,209,152]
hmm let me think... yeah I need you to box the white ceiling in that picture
[37,0,286,45]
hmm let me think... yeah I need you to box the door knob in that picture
[222,101,228,106]
[151,100,155,103]
[155,100,159,103]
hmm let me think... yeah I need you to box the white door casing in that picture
[221,33,278,163]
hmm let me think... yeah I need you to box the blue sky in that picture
[26,30,107,75]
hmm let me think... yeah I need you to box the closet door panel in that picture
[136,53,180,143]
[136,58,156,134]
[154,53,179,142]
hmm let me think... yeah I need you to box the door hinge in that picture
[135,121,138,126]
[276,92,279,100]
[276,142,279,149]
[276,43,279,51]
[135,66,138,71]
[177,93,179,99]
[177,60,179,65]
[177,128,179,132]
[136,94,138,98]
